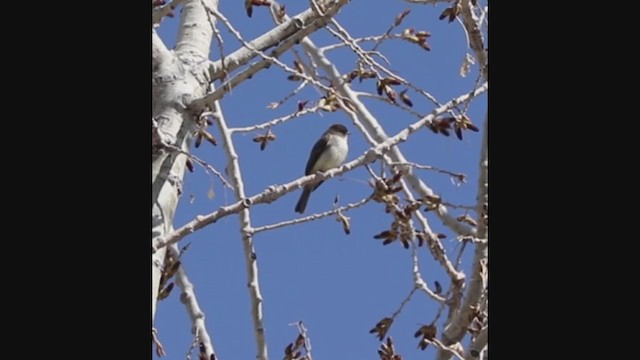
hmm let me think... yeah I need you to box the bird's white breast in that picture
[313,135,348,172]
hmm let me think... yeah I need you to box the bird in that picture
[295,123,349,214]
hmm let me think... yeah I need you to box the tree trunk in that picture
[152,0,216,323]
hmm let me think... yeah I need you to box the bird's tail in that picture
[295,186,312,214]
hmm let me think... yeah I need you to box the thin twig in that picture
[250,197,370,234]
[454,239,468,270]
[432,338,465,360]
[391,287,419,319]
[388,161,467,182]
[152,327,167,357]
[265,79,310,111]
[319,34,398,52]
[207,5,350,104]
[327,19,446,109]
[230,105,321,133]
[435,113,488,360]
[411,241,446,303]
[185,331,199,360]
[191,1,351,111]
[202,0,228,86]
[293,321,313,360]
[160,141,234,190]
[168,244,217,359]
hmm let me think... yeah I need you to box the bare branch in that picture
[263,79,310,111]
[205,0,350,82]
[160,141,234,190]
[391,287,419,319]
[210,101,269,360]
[436,114,488,360]
[476,113,488,239]
[152,328,167,357]
[292,321,313,360]
[432,338,465,360]
[326,19,444,108]
[202,0,228,82]
[398,179,464,282]
[454,239,468,270]
[192,0,351,111]
[300,36,477,237]
[167,244,217,359]
[459,0,487,80]
[412,241,446,303]
[465,326,487,359]
[250,197,370,234]
[152,0,218,325]
[153,85,487,252]
[388,161,467,182]
[319,34,397,52]
[230,105,320,133]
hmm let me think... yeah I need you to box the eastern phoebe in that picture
[295,124,349,214]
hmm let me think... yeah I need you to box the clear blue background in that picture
[154,1,487,359]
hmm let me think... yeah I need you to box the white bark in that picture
[153,84,486,251]
[302,42,475,237]
[191,0,351,110]
[152,0,217,323]
[211,102,269,360]
[436,113,488,360]
[168,244,217,358]
[465,326,487,359]
[153,1,488,357]
[435,1,488,353]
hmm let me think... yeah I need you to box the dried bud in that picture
[399,89,413,107]
[369,317,393,341]
[394,8,411,26]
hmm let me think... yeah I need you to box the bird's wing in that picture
[305,136,329,175]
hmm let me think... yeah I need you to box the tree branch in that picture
[152,0,218,324]
[207,0,350,82]
[249,197,370,234]
[435,113,488,360]
[325,19,444,108]
[159,140,234,190]
[211,101,270,360]
[459,0,487,80]
[300,38,476,237]
[152,84,487,252]
[190,0,350,110]
[412,241,446,303]
[230,105,321,133]
[168,244,217,359]
[388,161,467,183]
[465,326,487,359]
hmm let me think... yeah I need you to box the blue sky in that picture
[154,1,487,359]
